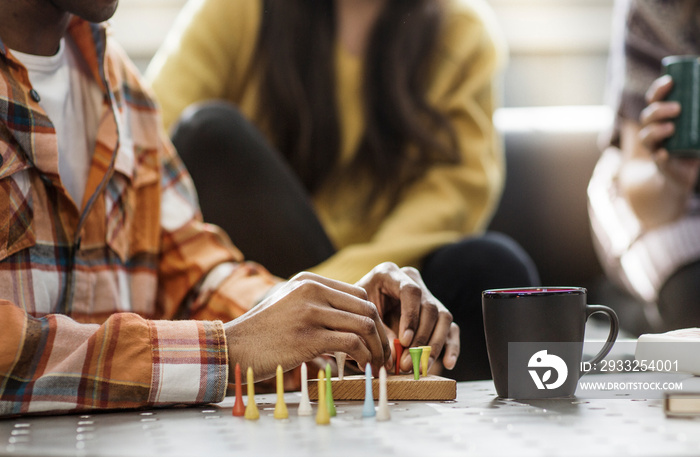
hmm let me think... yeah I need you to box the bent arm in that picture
[153,122,280,321]
[0,301,228,416]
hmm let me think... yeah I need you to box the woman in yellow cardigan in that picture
[146,0,538,380]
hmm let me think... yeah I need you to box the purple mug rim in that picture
[482,287,586,298]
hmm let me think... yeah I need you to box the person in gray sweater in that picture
[588,0,700,331]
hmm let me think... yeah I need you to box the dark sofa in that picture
[487,106,652,336]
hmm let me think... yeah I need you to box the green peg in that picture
[409,347,423,380]
[325,363,336,416]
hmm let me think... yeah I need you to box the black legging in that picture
[658,260,700,331]
[171,101,540,381]
[420,233,540,380]
[171,101,335,278]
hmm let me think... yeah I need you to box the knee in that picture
[171,100,246,145]
[422,232,540,289]
[170,100,275,173]
[658,260,700,329]
[477,232,540,286]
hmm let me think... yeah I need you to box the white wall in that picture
[110,0,187,71]
[488,0,614,107]
[110,0,615,108]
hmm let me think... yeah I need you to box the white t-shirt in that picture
[12,38,102,209]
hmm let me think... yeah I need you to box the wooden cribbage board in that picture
[307,374,456,401]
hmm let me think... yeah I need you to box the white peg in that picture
[334,352,346,380]
[298,362,312,416]
[376,366,390,421]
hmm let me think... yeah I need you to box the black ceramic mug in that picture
[482,287,619,399]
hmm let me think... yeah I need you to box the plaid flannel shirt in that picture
[0,18,278,416]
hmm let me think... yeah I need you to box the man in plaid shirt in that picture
[0,0,460,416]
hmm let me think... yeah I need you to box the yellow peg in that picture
[315,369,330,425]
[274,365,289,419]
[244,366,260,420]
[420,346,432,378]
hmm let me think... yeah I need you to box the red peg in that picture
[393,339,403,375]
[232,363,245,416]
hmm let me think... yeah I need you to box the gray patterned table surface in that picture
[2,374,700,457]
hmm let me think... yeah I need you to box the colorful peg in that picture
[362,363,376,417]
[298,362,312,416]
[244,366,259,420]
[334,352,346,380]
[376,366,390,421]
[274,365,289,419]
[316,369,330,425]
[420,346,432,378]
[393,339,403,375]
[409,347,423,380]
[325,364,336,417]
[232,363,245,417]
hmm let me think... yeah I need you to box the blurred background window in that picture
[112,0,614,108]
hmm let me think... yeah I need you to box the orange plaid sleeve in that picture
[0,301,228,416]
[153,128,280,321]
[0,19,275,416]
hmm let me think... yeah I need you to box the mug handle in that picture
[581,304,619,375]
